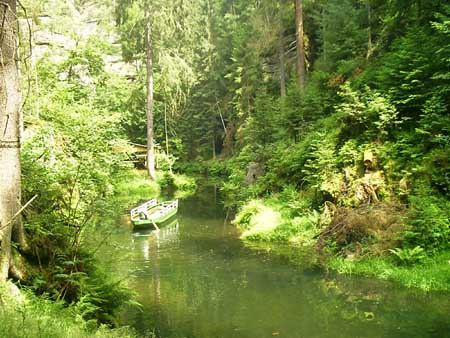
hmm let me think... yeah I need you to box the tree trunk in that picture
[221,122,234,159]
[278,33,286,98]
[278,2,286,97]
[145,2,156,180]
[294,0,305,91]
[366,1,373,59]
[0,0,22,282]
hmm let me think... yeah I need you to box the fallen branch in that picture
[0,195,38,230]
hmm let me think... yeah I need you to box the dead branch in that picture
[0,194,38,230]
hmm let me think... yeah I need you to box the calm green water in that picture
[112,189,450,338]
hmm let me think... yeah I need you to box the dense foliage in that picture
[3,0,450,335]
[14,0,142,326]
[165,0,450,273]
[9,0,199,332]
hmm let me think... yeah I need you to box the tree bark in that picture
[294,0,305,91]
[221,122,234,159]
[0,0,22,282]
[278,33,286,98]
[366,1,373,59]
[278,3,286,97]
[145,2,156,180]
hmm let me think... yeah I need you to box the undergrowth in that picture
[0,288,146,338]
[157,171,197,198]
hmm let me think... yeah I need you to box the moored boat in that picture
[131,199,178,230]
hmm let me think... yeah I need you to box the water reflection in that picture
[118,191,450,338]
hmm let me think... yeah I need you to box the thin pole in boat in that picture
[152,219,160,232]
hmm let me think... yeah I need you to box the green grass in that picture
[0,288,146,338]
[114,170,160,203]
[235,198,320,244]
[241,205,283,240]
[328,250,450,291]
[156,171,197,198]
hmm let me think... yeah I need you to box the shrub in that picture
[158,171,176,190]
[406,193,450,250]
[157,172,197,197]
[234,200,265,230]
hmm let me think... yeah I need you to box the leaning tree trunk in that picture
[0,0,22,282]
[145,2,156,180]
[294,0,305,91]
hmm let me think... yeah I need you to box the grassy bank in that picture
[234,197,450,292]
[113,169,197,206]
[113,170,161,207]
[0,170,161,338]
[235,198,320,247]
[0,286,144,338]
[328,251,450,292]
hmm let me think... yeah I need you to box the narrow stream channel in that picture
[113,188,450,338]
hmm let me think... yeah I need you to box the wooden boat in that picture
[131,199,178,230]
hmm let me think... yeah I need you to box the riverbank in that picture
[234,197,450,292]
[2,169,196,338]
[0,283,142,338]
[114,169,197,203]
[328,251,450,292]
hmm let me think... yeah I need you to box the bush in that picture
[234,200,265,230]
[158,171,175,190]
[157,172,197,198]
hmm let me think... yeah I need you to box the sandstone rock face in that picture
[23,2,133,82]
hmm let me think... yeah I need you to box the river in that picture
[108,187,450,338]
